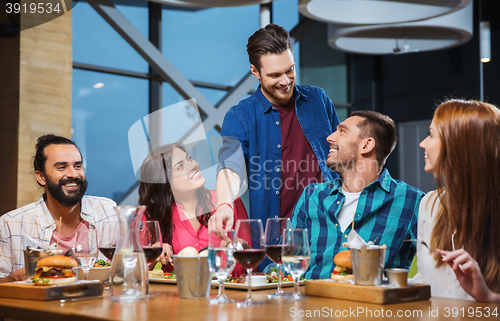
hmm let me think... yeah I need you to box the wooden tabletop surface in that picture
[0,282,498,321]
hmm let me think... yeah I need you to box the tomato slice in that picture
[44,274,75,279]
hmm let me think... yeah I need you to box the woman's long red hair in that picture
[430,99,500,292]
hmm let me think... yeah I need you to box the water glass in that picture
[282,228,310,301]
[208,229,236,304]
[75,230,98,280]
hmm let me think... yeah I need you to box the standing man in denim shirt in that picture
[209,24,340,231]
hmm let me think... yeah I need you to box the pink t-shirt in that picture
[50,221,89,254]
[142,190,248,276]
[169,191,248,254]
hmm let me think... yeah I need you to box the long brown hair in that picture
[430,99,500,292]
[138,142,214,244]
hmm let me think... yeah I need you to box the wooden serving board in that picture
[0,280,103,301]
[305,279,431,304]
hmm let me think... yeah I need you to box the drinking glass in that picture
[98,221,120,261]
[208,229,236,304]
[139,221,163,265]
[264,217,291,299]
[139,220,163,297]
[282,228,310,301]
[233,219,266,307]
[75,230,98,280]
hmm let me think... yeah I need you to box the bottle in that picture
[110,205,148,303]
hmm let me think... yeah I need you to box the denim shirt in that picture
[218,85,340,222]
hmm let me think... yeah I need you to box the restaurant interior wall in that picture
[349,0,500,186]
[0,10,72,215]
[73,0,333,204]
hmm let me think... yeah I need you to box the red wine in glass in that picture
[233,249,266,270]
[143,246,163,264]
[265,244,293,264]
[99,247,116,261]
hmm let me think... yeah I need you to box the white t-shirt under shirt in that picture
[337,190,361,233]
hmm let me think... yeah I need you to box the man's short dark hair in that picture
[33,134,78,174]
[351,110,397,167]
[247,23,293,72]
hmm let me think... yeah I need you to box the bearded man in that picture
[292,110,425,279]
[0,134,117,282]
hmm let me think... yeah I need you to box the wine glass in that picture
[75,230,99,280]
[207,229,236,304]
[139,221,163,296]
[98,221,120,261]
[139,221,163,265]
[233,219,266,307]
[282,228,310,301]
[264,217,291,299]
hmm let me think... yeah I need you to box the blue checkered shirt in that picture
[292,169,424,279]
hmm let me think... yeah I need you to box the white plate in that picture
[149,277,176,284]
[211,280,305,291]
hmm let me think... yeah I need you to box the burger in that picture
[331,250,354,281]
[31,256,78,286]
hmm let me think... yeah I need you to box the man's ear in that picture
[360,137,376,156]
[35,170,46,186]
[250,64,261,80]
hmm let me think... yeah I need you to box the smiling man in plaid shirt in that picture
[292,110,424,280]
[0,134,117,283]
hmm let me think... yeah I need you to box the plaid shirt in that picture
[0,195,118,278]
[292,169,424,279]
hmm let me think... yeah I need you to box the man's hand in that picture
[209,205,234,233]
[0,267,26,283]
[212,168,241,234]
[437,248,500,303]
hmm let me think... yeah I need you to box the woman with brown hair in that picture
[138,142,248,271]
[418,99,500,302]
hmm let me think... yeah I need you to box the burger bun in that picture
[36,255,78,268]
[33,276,77,286]
[177,246,199,257]
[330,273,354,281]
[333,250,352,269]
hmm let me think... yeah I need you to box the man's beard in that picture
[327,144,358,175]
[45,176,88,207]
[262,81,294,105]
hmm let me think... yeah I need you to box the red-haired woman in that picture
[418,99,500,303]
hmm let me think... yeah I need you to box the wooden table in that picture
[0,283,498,321]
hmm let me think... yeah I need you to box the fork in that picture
[228,241,244,251]
[404,239,445,258]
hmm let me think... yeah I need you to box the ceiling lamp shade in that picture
[327,2,472,55]
[299,0,471,25]
[150,0,273,8]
